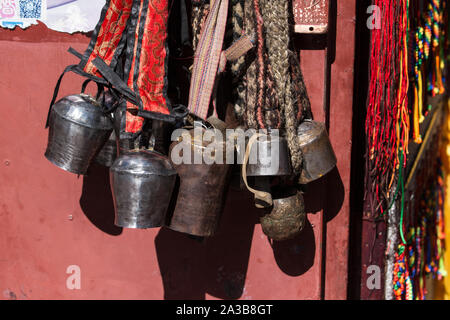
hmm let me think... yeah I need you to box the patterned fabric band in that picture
[81,0,133,77]
[188,0,230,120]
[124,0,170,133]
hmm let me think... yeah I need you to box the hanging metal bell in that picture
[45,94,113,175]
[297,120,337,184]
[260,191,306,241]
[110,149,177,229]
[167,120,231,237]
[245,133,292,177]
[241,132,292,208]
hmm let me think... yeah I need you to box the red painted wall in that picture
[0,0,355,300]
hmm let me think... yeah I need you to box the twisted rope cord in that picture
[243,0,258,129]
[290,50,311,121]
[253,0,281,129]
[260,0,302,173]
[230,0,246,119]
[192,1,211,51]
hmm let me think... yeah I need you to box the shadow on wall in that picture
[77,163,344,299]
[155,187,257,300]
[154,168,344,300]
[79,162,123,236]
[303,166,344,222]
[270,219,316,277]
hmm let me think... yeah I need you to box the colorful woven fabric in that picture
[125,0,170,133]
[188,0,230,120]
[82,0,133,77]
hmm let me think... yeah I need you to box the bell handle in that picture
[242,133,273,208]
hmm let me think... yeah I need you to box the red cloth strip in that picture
[125,0,170,133]
[83,0,133,76]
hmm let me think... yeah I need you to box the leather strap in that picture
[242,133,273,208]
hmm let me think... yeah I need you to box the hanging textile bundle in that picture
[365,0,410,218]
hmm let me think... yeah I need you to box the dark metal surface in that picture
[95,131,117,167]
[150,120,173,155]
[95,91,119,167]
[110,149,177,229]
[45,94,113,175]
[246,135,292,177]
[297,120,337,184]
[167,128,231,237]
[260,191,306,241]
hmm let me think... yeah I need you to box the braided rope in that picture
[243,0,258,129]
[192,1,211,51]
[230,0,246,119]
[290,50,311,122]
[260,0,302,173]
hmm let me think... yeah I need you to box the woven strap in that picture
[218,33,255,73]
[188,0,229,119]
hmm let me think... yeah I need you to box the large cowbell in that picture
[297,120,337,184]
[167,119,231,237]
[260,190,306,241]
[45,94,113,175]
[110,149,177,229]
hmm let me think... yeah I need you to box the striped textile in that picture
[188,0,230,120]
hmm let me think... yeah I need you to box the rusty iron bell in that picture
[45,94,113,175]
[110,149,177,229]
[166,117,231,237]
[260,190,306,241]
[297,120,337,184]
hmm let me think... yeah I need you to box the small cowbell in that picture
[110,149,177,229]
[245,133,292,177]
[260,190,306,241]
[241,132,292,208]
[45,94,113,175]
[297,120,337,184]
